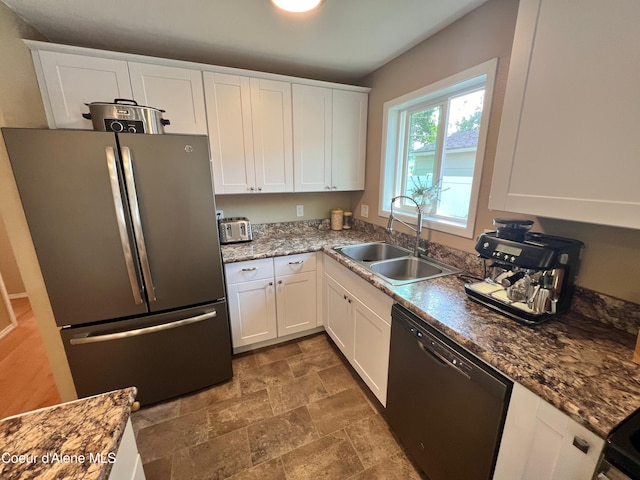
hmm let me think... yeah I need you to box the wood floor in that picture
[0,298,61,419]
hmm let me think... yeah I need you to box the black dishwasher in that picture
[386,304,512,480]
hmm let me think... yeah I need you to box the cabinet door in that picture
[250,78,294,193]
[37,51,133,129]
[493,383,604,480]
[276,271,317,336]
[352,298,391,406]
[490,0,640,229]
[204,72,256,194]
[128,62,207,134]
[227,278,277,348]
[331,90,367,191]
[323,274,354,359]
[292,84,332,192]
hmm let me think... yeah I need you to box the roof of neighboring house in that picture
[412,128,479,153]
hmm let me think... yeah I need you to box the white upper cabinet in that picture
[490,0,640,229]
[36,50,133,129]
[204,72,293,194]
[331,89,367,191]
[28,41,368,195]
[250,78,294,193]
[293,84,333,192]
[34,50,206,134]
[293,85,367,192]
[128,62,207,134]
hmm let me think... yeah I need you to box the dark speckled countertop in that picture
[0,388,136,480]
[221,222,640,439]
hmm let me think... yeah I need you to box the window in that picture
[379,59,497,238]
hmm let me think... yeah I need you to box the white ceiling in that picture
[2,0,488,83]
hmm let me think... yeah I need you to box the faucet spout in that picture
[387,196,424,257]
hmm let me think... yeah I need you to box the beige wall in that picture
[215,191,353,223]
[353,0,640,304]
[0,2,77,401]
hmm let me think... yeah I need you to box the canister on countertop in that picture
[343,211,353,230]
[331,209,344,230]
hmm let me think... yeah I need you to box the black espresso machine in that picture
[465,219,584,325]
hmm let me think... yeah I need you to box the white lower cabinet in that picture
[323,255,393,406]
[225,253,318,351]
[109,419,146,480]
[493,382,604,480]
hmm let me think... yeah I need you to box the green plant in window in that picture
[409,176,448,212]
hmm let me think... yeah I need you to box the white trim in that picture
[378,58,498,239]
[0,274,18,340]
[8,292,28,300]
[23,40,371,93]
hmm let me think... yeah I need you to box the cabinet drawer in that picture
[225,258,274,284]
[274,252,316,276]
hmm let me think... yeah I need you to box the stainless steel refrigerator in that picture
[3,128,232,405]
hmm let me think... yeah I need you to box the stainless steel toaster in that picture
[218,217,252,244]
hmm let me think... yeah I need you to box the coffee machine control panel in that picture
[476,234,556,269]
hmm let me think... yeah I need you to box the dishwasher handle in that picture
[417,338,471,380]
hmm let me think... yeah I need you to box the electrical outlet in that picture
[361,204,369,218]
[216,210,224,219]
[296,205,304,217]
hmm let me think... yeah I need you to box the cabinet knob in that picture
[325,186,331,190]
[257,186,263,192]
[332,185,337,190]
[278,280,282,284]
[268,281,273,286]
[249,186,255,192]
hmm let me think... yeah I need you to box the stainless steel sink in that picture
[335,242,410,262]
[334,242,460,285]
[370,257,460,285]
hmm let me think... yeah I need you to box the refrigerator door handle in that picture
[121,146,157,302]
[69,310,217,345]
[105,147,144,305]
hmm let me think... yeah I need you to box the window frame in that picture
[378,58,498,238]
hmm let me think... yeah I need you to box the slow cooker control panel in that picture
[104,119,146,134]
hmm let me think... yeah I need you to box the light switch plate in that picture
[361,204,369,218]
[296,205,304,217]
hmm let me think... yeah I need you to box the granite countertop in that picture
[0,387,136,480]
[221,224,640,439]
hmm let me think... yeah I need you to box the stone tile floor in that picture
[132,333,426,480]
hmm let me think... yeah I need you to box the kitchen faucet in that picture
[386,195,424,257]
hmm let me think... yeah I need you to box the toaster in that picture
[218,217,252,244]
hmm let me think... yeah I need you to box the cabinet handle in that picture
[572,436,590,454]
[242,267,257,272]
[344,295,347,300]
[288,260,304,265]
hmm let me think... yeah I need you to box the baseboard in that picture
[0,323,16,340]
[232,326,326,354]
[8,292,28,300]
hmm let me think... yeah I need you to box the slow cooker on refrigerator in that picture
[82,98,171,134]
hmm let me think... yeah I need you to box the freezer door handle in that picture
[69,310,217,345]
[105,147,144,305]
[121,146,157,302]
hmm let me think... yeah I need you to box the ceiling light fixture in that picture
[271,0,322,13]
